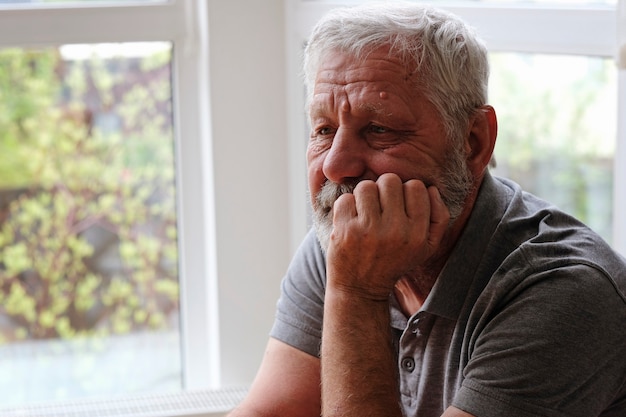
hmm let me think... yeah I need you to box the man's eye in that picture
[369,125,388,134]
[317,127,334,136]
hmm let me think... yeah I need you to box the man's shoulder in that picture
[289,228,326,275]
[468,173,626,301]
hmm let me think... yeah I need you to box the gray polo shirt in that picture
[270,172,626,417]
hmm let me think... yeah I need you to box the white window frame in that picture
[616,0,626,255]
[0,1,296,410]
[286,0,626,256]
[0,0,222,392]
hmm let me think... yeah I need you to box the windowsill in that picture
[0,387,249,417]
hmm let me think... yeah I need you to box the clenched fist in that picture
[326,173,450,301]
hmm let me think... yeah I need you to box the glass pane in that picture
[0,42,181,406]
[489,53,616,244]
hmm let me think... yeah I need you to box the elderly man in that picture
[228,3,626,417]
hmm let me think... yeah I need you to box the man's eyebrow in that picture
[357,102,382,114]
[356,102,393,120]
[309,104,332,119]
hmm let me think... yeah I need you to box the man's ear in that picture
[466,105,497,177]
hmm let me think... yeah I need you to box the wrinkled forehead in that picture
[307,51,431,126]
[311,43,418,79]
[305,45,421,109]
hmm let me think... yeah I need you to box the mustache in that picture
[314,180,359,216]
[314,177,437,214]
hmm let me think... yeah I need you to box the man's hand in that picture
[326,173,450,300]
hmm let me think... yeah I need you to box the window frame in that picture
[0,0,219,392]
[0,2,295,406]
[615,0,626,254]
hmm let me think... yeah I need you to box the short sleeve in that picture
[270,229,327,357]
[453,264,626,417]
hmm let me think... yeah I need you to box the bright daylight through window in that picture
[489,53,617,245]
[0,42,182,406]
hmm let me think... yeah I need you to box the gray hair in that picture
[303,2,490,141]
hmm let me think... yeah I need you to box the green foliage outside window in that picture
[0,46,179,343]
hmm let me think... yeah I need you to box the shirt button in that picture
[411,318,421,335]
[401,357,415,372]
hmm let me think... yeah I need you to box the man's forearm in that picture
[321,287,402,416]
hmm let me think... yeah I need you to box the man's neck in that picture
[394,276,431,317]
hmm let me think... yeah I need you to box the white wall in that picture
[207,0,294,386]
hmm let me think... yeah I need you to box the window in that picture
[1,2,293,415]
[0,1,240,415]
[287,0,626,256]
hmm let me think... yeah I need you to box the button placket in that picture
[398,312,430,400]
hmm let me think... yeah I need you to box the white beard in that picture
[311,181,357,253]
[310,149,474,253]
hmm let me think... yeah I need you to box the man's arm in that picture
[321,175,450,416]
[227,337,321,417]
[321,288,402,415]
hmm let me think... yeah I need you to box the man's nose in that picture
[322,127,367,183]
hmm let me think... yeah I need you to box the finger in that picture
[426,186,450,248]
[332,192,357,224]
[353,179,380,220]
[403,179,430,221]
[376,173,405,216]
